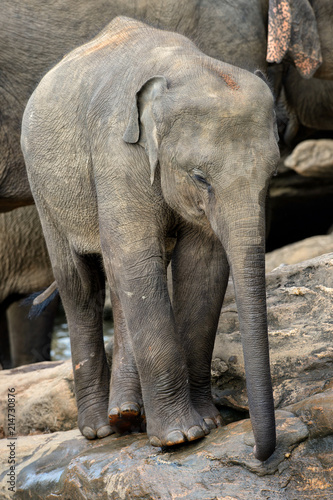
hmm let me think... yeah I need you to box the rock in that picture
[285,139,333,177]
[213,253,333,411]
[2,404,332,500]
[0,361,77,438]
[287,389,333,440]
[265,233,333,272]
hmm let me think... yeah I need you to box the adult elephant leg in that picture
[46,231,112,440]
[101,225,209,446]
[0,306,11,369]
[107,284,144,433]
[171,223,229,429]
[7,295,59,367]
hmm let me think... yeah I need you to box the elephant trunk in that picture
[212,200,276,461]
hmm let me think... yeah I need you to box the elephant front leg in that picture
[103,241,209,447]
[172,224,229,429]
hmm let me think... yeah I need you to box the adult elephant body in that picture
[1,0,332,210]
[22,17,279,461]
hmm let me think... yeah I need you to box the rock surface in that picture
[0,360,77,438]
[285,139,333,178]
[265,233,333,272]
[0,403,332,500]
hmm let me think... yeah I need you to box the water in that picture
[51,313,114,361]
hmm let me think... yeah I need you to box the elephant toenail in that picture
[150,435,163,447]
[97,425,113,438]
[187,425,206,441]
[120,402,140,415]
[82,426,96,439]
[165,430,185,446]
[108,408,120,418]
[203,418,216,430]
[202,420,210,435]
[215,414,223,427]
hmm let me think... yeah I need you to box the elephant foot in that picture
[193,400,224,430]
[203,413,223,429]
[78,401,114,440]
[82,424,113,439]
[148,408,210,447]
[108,401,146,434]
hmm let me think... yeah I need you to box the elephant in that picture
[1,0,332,211]
[21,17,280,461]
[0,206,58,368]
[282,65,333,139]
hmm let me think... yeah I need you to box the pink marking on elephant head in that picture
[219,73,240,91]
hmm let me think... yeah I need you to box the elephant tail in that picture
[22,281,59,318]
[32,281,58,306]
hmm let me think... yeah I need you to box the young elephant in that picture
[22,17,279,461]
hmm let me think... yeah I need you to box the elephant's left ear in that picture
[266,0,322,79]
[123,76,168,185]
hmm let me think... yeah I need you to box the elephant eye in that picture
[191,168,210,188]
[194,173,207,183]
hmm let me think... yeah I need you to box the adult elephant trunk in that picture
[210,193,276,461]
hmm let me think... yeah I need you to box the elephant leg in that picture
[171,224,229,429]
[0,306,11,369]
[107,236,176,434]
[7,295,59,367]
[48,238,112,440]
[108,286,144,433]
[102,229,209,446]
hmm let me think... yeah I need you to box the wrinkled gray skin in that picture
[1,0,332,210]
[0,206,57,368]
[281,66,333,143]
[22,18,280,461]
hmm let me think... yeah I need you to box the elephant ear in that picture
[123,76,168,185]
[266,0,322,79]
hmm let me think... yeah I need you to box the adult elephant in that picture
[22,17,280,461]
[282,66,333,142]
[0,206,58,368]
[1,0,331,210]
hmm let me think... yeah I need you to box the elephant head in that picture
[124,64,279,461]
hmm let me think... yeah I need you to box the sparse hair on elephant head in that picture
[123,76,169,185]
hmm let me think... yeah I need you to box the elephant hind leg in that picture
[42,229,113,440]
[107,288,145,434]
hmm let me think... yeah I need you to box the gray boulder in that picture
[285,139,333,178]
[265,233,333,272]
[0,360,76,438]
